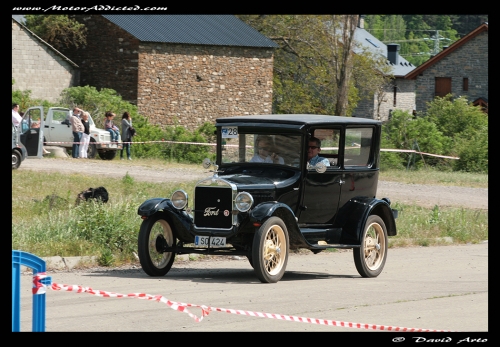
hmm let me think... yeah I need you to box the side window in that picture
[313,128,340,167]
[52,110,69,124]
[21,109,42,133]
[345,128,373,167]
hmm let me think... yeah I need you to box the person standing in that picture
[79,112,91,159]
[120,112,133,160]
[12,103,22,127]
[70,111,84,158]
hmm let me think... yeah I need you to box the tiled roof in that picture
[354,27,416,77]
[102,14,279,48]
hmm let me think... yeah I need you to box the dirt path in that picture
[19,157,488,210]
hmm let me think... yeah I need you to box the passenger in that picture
[250,135,284,164]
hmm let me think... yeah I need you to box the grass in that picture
[380,168,488,188]
[12,161,488,266]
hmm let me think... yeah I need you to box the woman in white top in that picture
[250,135,284,164]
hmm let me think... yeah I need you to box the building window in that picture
[463,77,469,91]
[435,77,452,97]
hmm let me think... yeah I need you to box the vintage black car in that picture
[137,114,398,283]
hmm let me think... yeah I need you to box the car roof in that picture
[216,114,381,126]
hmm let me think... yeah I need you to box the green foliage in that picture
[424,95,488,173]
[381,96,488,173]
[98,248,115,267]
[58,85,216,163]
[12,87,54,111]
[366,15,461,66]
[59,86,136,121]
[382,109,450,169]
[24,15,87,50]
[238,15,389,116]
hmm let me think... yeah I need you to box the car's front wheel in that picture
[353,215,388,278]
[137,213,176,276]
[12,151,21,169]
[252,216,289,283]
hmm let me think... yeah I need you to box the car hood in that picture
[222,174,278,187]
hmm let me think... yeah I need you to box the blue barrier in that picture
[12,250,52,332]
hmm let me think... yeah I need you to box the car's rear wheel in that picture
[353,215,388,278]
[252,216,289,283]
[138,213,176,276]
[12,151,21,169]
[98,150,117,160]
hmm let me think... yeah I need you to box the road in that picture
[18,243,488,333]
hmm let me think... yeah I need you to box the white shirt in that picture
[12,110,22,127]
[250,154,284,165]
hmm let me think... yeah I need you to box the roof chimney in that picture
[358,15,365,29]
[387,44,400,65]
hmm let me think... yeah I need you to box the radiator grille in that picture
[194,186,233,228]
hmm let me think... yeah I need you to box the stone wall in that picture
[11,20,79,103]
[61,15,274,129]
[137,43,274,128]
[61,15,140,105]
[414,30,488,112]
[354,78,415,122]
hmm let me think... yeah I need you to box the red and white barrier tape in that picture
[45,140,459,160]
[32,273,451,332]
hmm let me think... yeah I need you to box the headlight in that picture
[171,190,188,210]
[234,192,254,212]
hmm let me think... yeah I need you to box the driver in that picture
[307,137,330,167]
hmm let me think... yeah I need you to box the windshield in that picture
[220,129,302,167]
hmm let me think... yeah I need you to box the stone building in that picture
[11,18,79,103]
[352,16,416,121]
[405,23,488,114]
[59,15,278,129]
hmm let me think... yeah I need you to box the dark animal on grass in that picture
[75,187,109,205]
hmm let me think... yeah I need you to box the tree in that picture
[238,15,390,117]
[24,15,87,50]
[331,15,358,117]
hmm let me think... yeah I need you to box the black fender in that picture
[137,198,194,241]
[249,201,296,223]
[335,197,397,245]
[249,202,309,248]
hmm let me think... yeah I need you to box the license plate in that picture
[194,236,226,248]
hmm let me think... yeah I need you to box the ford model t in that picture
[137,114,398,283]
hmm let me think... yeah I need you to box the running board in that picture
[300,227,359,249]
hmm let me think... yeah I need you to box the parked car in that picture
[12,122,27,169]
[137,114,398,283]
[21,107,122,160]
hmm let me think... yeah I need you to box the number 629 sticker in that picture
[221,127,238,138]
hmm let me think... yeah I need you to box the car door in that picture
[45,108,73,145]
[298,127,342,224]
[19,107,44,158]
[338,127,379,205]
